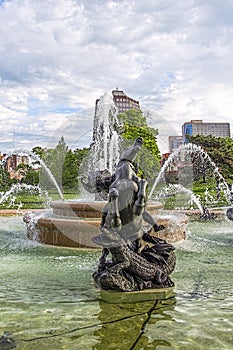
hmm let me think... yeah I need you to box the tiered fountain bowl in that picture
[24,200,188,249]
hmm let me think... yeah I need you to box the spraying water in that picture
[0,183,49,210]
[149,143,231,202]
[29,152,64,200]
[1,151,64,200]
[91,92,121,173]
[154,183,204,212]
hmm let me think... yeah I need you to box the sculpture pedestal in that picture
[100,286,175,304]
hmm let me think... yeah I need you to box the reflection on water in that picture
[93,298,176,350]
[0,216,232,349]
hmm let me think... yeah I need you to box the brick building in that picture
[112,89,141,114]
[4,153,29,180]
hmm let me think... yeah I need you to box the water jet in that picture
[23,93,187,248]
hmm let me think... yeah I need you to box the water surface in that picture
[0,216,232,349]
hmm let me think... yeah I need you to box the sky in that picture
[0,0,232,155]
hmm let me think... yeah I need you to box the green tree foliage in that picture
[15,163,39,185]
[32,140,90,192]
[118,109,161,184]
[186,134,233,182]
[23,168,40,185]
[30,137,68,194]
[51,136,68,188]
[0,165,11,189]
[62,147,89,189]
[32,146,47,160]
[39,136,68,193]
[62,149,77,189]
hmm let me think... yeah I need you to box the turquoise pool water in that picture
[0,215,232,349]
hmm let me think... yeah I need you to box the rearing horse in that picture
[92,138,176,291]
[99,137,148,242]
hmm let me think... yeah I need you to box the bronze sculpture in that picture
[226,207,233,221]
[92,137,176,292]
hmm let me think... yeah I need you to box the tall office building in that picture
[182,120,230,143]
[112,89,141,114]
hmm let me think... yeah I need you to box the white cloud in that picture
[0,0,232,154]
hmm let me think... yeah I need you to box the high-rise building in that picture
[112,89,141,114]
[182,120,230,143]
[168,136,183,152]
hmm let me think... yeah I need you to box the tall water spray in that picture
[91,92,121,173]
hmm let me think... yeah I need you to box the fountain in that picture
[149,143,232,202]
[24,98,233,249]
[24,93,186,248]
[91,92,121,173]
[149,143,233,221]
[0,183,48,210]
[154,183,220,221]
[0,214,232,348]
[1,151,64,201]
[1,98,233,346]
[23,126,233,248]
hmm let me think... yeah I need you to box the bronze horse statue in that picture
[92,137,176,291]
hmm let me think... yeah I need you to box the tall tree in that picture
[62,149,90,189]
[118,109,161,184]
[36,137,69,194]
[49,136,68,191]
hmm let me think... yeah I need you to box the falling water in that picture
[1,151,64,200]
[149,143,231,202]
[29,152,64,200]
[155,183,204,212]
[0,183,49,210]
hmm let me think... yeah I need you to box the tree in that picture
[32,146,47,160]
[62,150,77,189]
[31,140,91,192]
[61,147,90,189]
[43,136,68,193]
[118,109,161,184]
[32,137,69,194]
[23,168,39,185]
[186,134,233,182]
[0,165,11,189]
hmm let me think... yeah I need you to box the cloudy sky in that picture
[0,0,232,154]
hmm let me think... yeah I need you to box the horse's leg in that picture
[133,179,148,215]
[100,203,108,228]
[109,188,122,230]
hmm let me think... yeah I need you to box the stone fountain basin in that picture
[29,216,101,248]
[50,200,163,218]
[24,200,187,248]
